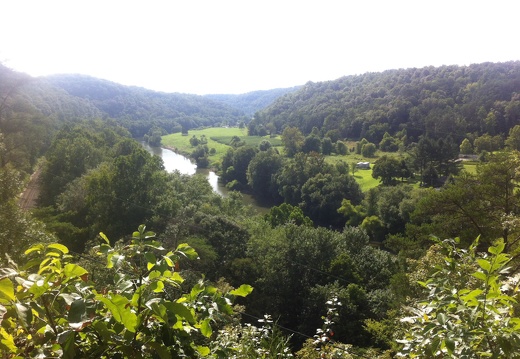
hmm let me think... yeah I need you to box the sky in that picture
[1,0,519,95]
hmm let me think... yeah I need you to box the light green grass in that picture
[162,127,248,165]
[162,127,284,166]
[163,127,411,192]
[462,161,478,174]
[325,150,416,191]
[211,135,282,147]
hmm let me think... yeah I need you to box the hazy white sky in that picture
[1,0,519,95]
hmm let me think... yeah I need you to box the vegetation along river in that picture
[141,142,269,214]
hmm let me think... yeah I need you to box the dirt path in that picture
[18,167,41,210]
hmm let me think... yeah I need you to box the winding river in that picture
[141,142,269,213]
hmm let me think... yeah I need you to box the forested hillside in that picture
[204,86,300,116]
[250,61,520,142]
[45,74,248,136]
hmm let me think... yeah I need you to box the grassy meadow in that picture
[161,127,437,192]
[161,127,388,191]
[162,127,285,169]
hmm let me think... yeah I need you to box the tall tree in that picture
[411,151,520,249]
[372,155,402,185]
[505,124,520,150]
[247,149,283,200]
[281,127,304,157]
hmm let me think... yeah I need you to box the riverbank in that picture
[141,141,270,214]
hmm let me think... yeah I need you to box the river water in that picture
[141,142,269,213]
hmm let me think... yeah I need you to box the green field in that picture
[162,127,415,192]
[162,127,282,165]
[325,152,404,191]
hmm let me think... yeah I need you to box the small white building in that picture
[356,162,370,169]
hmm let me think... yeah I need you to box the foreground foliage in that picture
[0,225,252,358]
[398,237,520,358]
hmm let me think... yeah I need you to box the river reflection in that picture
[141,142,269,213]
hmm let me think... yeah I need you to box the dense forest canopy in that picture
[4,60,520,358]
[45,74,249,137]
[250,61,520,143]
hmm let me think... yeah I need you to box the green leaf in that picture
[92,321,112,341]
[476,258,491,272]
[164,302,195,324]
[63,264,88,280]
[190,282,205,299]
[0,278,14,303]
[163,255,174,267]
[48,243,69,254]
[147,341,172,359]
[170,271,184,284]
[99,232,110,244]
[24,243,44,255]
[196,345,211,357]
[200,318,212,337]
[430,337,441,355]
[176,243,199,260]
[57,330,76,359]
[230,284,253,297]
[149,302,168,323]
[14,303,32,328]
[96,294,137,332]
[151,280,164,293]
[68,299,86,324]
[437,312,447,325]
[489,240,505,255]
[444,338,455,354]
[417,281,428,288]
[0,327,16,353]
[107,253,125,269]
[145,252,156,271]
[471,271,487,281]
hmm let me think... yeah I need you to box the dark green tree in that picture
[321,137,333,155]
[379,132,399,152]
[258,139,272,151]
[302,134,321,154]
[247,149,283,200]
[459,138,473,154]
[361,142,377,157]
[372,155,402,185]
[281,127,304,157]
[301,171,363,227]
[336,140,348,155]
[264,203,313,227]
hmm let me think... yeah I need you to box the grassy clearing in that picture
[462,161,478,174]
[211,135,283,147]
[162,127,248,165]
[162,127,410,192]
[325,150,411,191]
[162,127,284,166]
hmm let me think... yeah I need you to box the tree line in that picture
[249,61,520,144]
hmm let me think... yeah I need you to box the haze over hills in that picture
[204,86,301,116]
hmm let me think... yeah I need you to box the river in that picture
[141,142,269,213]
